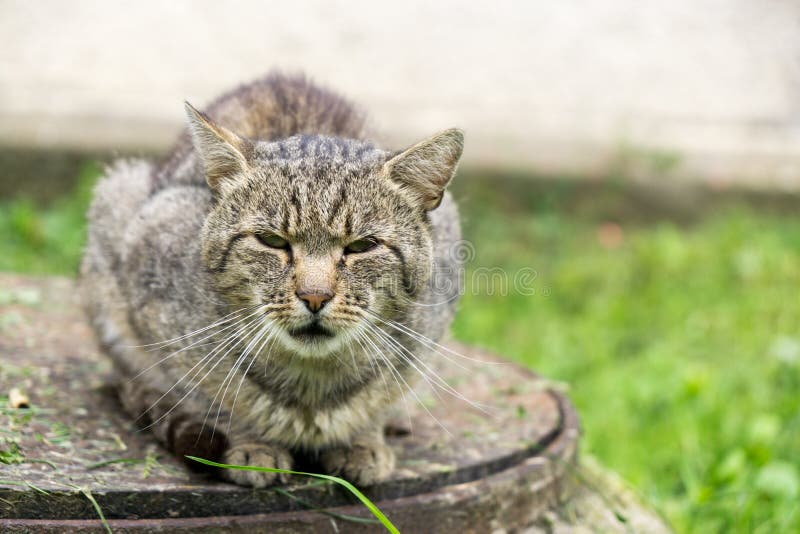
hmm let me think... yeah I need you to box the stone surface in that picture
[1,0,800,189]
[0,275,667,532]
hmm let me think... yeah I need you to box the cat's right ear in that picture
[383,128,464,211]
[184,102,252,193]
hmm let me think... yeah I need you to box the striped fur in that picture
[81,72,463,487]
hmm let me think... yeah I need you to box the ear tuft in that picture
[184,102,252,192]
[384,128,464,210]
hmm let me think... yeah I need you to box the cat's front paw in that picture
[221,442,292,488]
[321,440,396,486]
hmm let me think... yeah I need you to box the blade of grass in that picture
[272,487,381,525]
[85,457,146,470]
[25,458,58,469]
[65,484,112,534]
[0,479,50,494]
[186,455,399,534]
[81,488,112,534]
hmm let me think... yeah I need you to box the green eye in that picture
[345,237,379,254]
[256,233,289,249]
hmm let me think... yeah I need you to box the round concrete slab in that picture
[0,274,579,532]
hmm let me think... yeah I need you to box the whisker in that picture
[364,322,496,417]
[216,321,274,433]
[359,327,451,436]
[129,308,267,382]
[358,330,418,431]
[364,323,447,406]
[391,292,460,308]
[352,330,389,395]
[365,309,505,367]
[348,331,385,394]
[226,325,278,435]
[139,313,265,431]
[353,329,410,430]
[128,304,259,350]
[200,317,272,437]
[261,328,281,377]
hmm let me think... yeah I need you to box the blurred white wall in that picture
[1,0,799,188]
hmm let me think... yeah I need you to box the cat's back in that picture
[155,72,368,191]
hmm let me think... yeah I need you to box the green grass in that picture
[187,456,399,532]
[451,177,800,533]
[1,165,798,533]
[0,162,98,275]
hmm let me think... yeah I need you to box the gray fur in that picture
[81,72,463,487]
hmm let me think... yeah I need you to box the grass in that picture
[1,164,799,532]
[72,485,112,534]
[0,161,98,275]
[187,456,399,532]
[451,175,800,533]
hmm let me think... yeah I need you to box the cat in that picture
[80,72,464,487]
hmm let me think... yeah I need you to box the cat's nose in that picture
[296,290,334,313]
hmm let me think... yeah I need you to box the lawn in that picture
[1,164,798,533]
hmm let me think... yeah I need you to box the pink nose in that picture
[296,291,333,313]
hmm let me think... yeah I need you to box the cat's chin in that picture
[279,326,345,358]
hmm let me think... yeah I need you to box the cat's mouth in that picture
[288,322,335,342]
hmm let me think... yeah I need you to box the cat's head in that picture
[186,103,463,358]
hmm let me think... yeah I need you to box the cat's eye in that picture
[256,233,289,249]
[345,237,379,254]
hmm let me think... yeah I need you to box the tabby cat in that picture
[80,72,464,487]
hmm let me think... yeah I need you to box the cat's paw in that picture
[221,442,292,488]
[321,440,396,486]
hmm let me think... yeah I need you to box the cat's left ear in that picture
[384,128,464,211]
[184,102,252,193]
